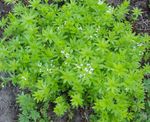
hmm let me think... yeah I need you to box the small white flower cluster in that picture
[98,0,104,5]
[50,60,54,66]
[96,27,100,33]
[139,51,144,56]
[1,83,4,88]
[37,61,54,73]
[137,43,143,47]
[84,63,94,74]
[37,62,43,72]
[75,63,83,69]
[46,60,54,73]
[88,27,100,39]
[37,62,42,67]
[61,50,70,58]
[61,50,65,54]
[133,46,136,49]
[75,63,94,79]
[64,21,67,25]
[106,6,114,14]
[78,26,83,31]
[64,62,68,65]
[46,68,52,73]
[89,35,93,39]
[79,73,86,78]
[21,76,27,81]
[133,42,144,49]
[94,33,98,38]
[57,27,60,31]
[89,34,98,39]
[57,25,64,32]
[95,27,101,37]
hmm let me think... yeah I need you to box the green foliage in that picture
[71,94,83,107]
[0,0,149,121]
[132,78,150,122]
[17,94,40,122]
[132,7,142,20]
[54,96,69,116]
[4,0,17,4]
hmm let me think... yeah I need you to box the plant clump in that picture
[0,0,149,121]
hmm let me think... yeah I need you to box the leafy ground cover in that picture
[0,0,150,122]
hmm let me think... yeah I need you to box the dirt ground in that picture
[0,0,149,122]
[107,0,150,34]
[0,83,18,122]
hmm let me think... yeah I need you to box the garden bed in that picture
[0,0,149,122]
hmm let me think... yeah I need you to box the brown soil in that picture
[131,0,150,34]
[0,83,19,122]
[0,1,12,37]
[107,0,150,34]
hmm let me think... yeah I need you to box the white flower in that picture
[94,33,98,37]
[84,67,89,72]
[76,64,81,69]
[90,68,94,72]
[96,27,100,32]
[61,50,65,54]
[139,51,143,56]
[89,71,92,74]
[89,35,93,39]
[82,63,94,74]
[61,50,70,58]
[21,76,27,81]
[133,46,136,49]
[64,21,67,25]
[46,68,52,73]
[98,0,104,5]
[107,6,114,14]
[65,53,69,58]
[57,27,60,31]
[39,68,42,72]
[79,74,83,78]
[80,64,83,67]
[79,73,86,79]
[38,63,42,67]
[64,62,68,65]
[137,43,143,47]
[78,26,83,31]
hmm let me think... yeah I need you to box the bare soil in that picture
[0,83,19,122]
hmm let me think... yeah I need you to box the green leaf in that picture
[30,110,40,121]
[54,96,69,116]
[71,94,83,107]
[132,7,142,20]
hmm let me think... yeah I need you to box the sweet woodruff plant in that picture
[0,0,149,121]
